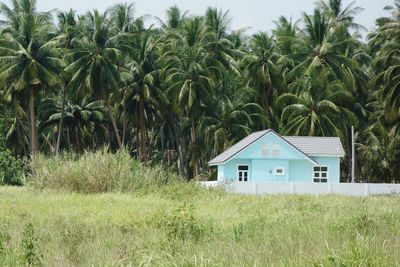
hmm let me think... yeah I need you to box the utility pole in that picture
[351,126,355,183]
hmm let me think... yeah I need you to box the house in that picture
[208,130,345,183]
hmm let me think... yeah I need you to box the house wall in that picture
[289,160,313,182]
[219,159,252,181]
[217,165,224,182]
[311,156,341,183]
[218,157,341,183]
[251,159,289,182]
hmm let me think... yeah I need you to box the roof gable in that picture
[209,130,318,165]
[208,130,271,165]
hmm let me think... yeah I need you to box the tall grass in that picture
[2,151,399,266]
[0,187,399,266]
[29,149,179,193]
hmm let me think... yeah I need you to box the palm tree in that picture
[159,5,188,30]
[242,32,284,128]
[200,92,265,158]
[272,16,301,76]
[370,1,400,130]
[318,0,365,33]
[108,3,135,34]
[0,0,65,156]
[39,98,107,152]
[55,9,78,154]
[63,10,124,149]
[164,19,215,177]
[288,9,358,81]
[275,76,356,137]
[123,31,163,162]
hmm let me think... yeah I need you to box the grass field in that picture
[0,185,399,266]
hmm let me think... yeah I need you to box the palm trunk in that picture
[56,87,67,154]
[108,105,123,149]
[191,121,199,178]
[29,87,38,156]
[66,128,71,148]
[122,102,127,146]
[347,128,352,183]
[139,96,147,162]
[178,137,188,179]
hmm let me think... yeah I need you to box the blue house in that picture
[209,130,345,183]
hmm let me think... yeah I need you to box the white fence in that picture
[199,181,400,196]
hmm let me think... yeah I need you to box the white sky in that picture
[5,0,395,34]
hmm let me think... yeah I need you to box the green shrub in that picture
[0,149,24,186]
[0,223,8,257]
[29,149,179,193]
[158,203,208,242]
[21,223,41,266]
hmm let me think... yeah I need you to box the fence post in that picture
[328,183,332,194]
[253,182,258,195]
[290,182,295,194]
[364,184,370,196]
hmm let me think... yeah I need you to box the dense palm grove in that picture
[0,0,399,182]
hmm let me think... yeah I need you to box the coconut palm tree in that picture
[39,98,107,152]
[275,74,357,137]
[164,18,215,177]
[158,5,188,30]
[0,0,65,156]
[288,9,358,81]
[242,32,284,128]
[200,92,265,158]
[63,10,124,149]
[123,31,163,162]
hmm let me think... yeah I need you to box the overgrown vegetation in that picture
[29,149,179,193]
[0,187,399,266]
[0,121,24,186]
[0,0,400,182]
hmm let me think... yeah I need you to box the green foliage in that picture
[0,223,8,257]
[158,203,208,242]
[0,149,24,186]
[0,121,24,186]
[21,223,41,266]
[29,149,179,193]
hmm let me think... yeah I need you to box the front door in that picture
[238,165,249,182]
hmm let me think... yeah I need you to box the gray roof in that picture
[283,136,345,157]
[208,130,345,165]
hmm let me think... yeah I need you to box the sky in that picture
[6,0,396,34]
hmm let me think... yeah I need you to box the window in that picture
[262,144,269,157]
[272,144,280,157]
[313,166,328,183]
[274,167,285,175]
[238,165,249,182]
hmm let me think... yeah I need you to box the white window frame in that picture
[274,167,285,176]
[272,143,280,157]
[313,166,328,183]
[237,164,250,182]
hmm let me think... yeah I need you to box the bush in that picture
[29,149,180,193]
[21,223,41,266]
[0,149,24,186]
[158,203,208,242]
